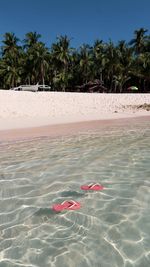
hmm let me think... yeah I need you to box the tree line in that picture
[0,28,150,93]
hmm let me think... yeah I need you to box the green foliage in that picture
[0,29,150,92]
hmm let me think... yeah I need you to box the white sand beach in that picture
[0,90,150,140]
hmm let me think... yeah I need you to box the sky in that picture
[0,0,150,48]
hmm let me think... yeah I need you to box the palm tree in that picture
[133,52,150,92]
[23,31,41,49]
[104,41,120,92]
[78,44,93,84]
[92,39,106,82]
[129,28,148,54]
[114,41,133,92]
[69,50,82,90]
[129,29,150,91]
[0,56,22,88]
[51,35,73,90]
[51,35,72,67]
[1,32,20,57]
[0,28,150,92]
[23,32,50,85]
[32,42,50,85]
[1,32,23,88]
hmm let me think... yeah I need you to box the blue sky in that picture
[0,0,149,48]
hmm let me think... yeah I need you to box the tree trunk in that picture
[28,77,30,85]
[41,63,45,85]
[100,68,103,83]
[12,76,14,88]
[143,79,146,92]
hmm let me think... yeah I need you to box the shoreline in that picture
[0,115,150,142]
[0,91,150,142]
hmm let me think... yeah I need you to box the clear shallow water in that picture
[0,120,150,267]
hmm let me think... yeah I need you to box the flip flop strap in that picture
[88,183,99,188]
[61,200,77,208]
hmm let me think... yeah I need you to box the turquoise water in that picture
[0,120,150,267]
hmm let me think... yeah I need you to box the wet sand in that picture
[0,115,150,142]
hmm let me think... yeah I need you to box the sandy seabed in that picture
[0,90,150,141]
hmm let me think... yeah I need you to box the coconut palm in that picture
[0,28,150,92]
[1,32,21,57]
[24,31,41,49]
[51,35,73,90]
[23,31,43,84]
[114,41,133,92]
[1,33,23,88]
[134,52,150,91]
[0,56,22,88]
[32,42,50,85]
[78,44,93,84]
[103,41,120,91]
[129,28,148,54]
[92,39,106,82]
[52,35,72,67]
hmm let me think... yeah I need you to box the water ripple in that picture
[0,120,150,266]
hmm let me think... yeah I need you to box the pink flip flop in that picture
[81,183,104,191]
[52,200,81,212]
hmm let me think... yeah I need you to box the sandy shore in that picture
[0,90,150,129]
[0,90,150,141]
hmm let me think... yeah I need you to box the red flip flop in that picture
[52,200,81,212]
[81,183,104,191]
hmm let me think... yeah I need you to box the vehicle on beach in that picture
[10,84,39,92]
[10,84,51,92]
[38,85,51,91]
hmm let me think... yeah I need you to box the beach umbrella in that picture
[127,86,138,91]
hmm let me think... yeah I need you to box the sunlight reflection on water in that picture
[0,120,150,267]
